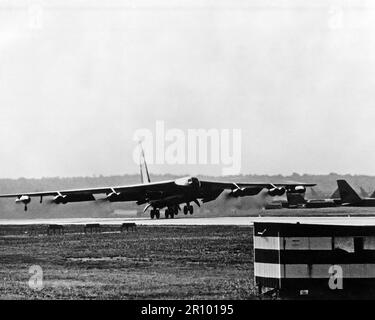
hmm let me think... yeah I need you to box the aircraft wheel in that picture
[189,205,194,215]
[165,209,169,219]
[183,205,188,215]
[170,211,175,219]
[150,210,155,219]
[155,210,160,219]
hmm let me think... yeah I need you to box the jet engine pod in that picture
[55,193,96,203]
[174,176,201,188]
[106,191,121,202]
[231,188,245,197]
[15,195,31,211]
[15,195,31,205]
[268,187,286,197]
[53,194,68,204]
[231,187,263,197]
[293,186,306,194]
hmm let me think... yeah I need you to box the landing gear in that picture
[165,206,178,219]
[189,205,193,215]
[150,209,160,219]
[183,204,194,215]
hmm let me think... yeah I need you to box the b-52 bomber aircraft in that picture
[0,146,315,219]
[337,180,375,207]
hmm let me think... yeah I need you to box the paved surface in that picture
[2,215,375,226]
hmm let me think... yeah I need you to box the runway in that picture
[2,215,375,226]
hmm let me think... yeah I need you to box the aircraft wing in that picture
[199,180,315,189]
[0,179,177,200]
[198,180,315,199]
[0,179,315,199]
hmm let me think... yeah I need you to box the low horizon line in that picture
[1,172,375,180]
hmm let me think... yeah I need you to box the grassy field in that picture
[2,207,375,300]
[0,225,255,300]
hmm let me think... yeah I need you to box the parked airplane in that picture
[287,182,374,208]
[337,180,375,207]
[0,145,315,219]
[284,192,338,208]
[266,187,334,209]
[304,198,339,208]
[278,186,343,209]
[303,185,342,208]
[279,182,373,209]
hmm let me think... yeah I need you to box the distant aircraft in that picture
[303,198,339,208]
[337,180,375,207]
[0,144,315,219]
[285,191,339,209]
[277,186,344,209]
[267,187,333,209]
[301,186,342,208]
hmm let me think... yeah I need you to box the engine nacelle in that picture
[15,195,31,205]
[268,187,286,197]
[175,177,201,188]
[53,194,68,204]
[16,195,31,211]
[230,187,263,197]
[106,191,121,201]
[293,186,306,194]
[231,188,245,197]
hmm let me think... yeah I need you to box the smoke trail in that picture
[207,188,271,215]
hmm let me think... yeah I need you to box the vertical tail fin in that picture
[139,142,151,184]
[337,180,362,203]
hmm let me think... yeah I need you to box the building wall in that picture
[253,222,375,293]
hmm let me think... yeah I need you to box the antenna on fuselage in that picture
[138,140,151,184]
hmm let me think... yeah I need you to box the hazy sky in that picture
[1,0,375,178]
